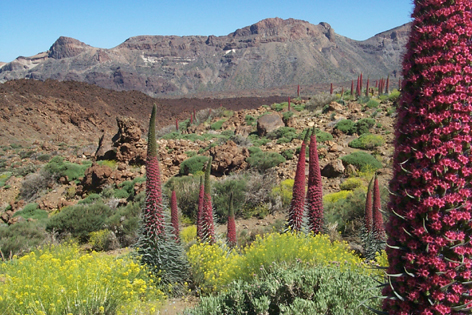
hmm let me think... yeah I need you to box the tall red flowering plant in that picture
[307,128,323,234]
[383,1,472,314]
[227,192,237,248]
[170,190,179,241]
[288,130,309,231]
[197,175,204,240]
[143,104,164,239]
[201,157,215,243]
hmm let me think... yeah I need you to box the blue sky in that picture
[0,0,414,63]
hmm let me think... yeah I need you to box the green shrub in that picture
[185,150,197,157]
[271,179,294,206]
[105,194,144,247]
[355,118,376,135]
[348,134,385,149]
[281,149,294,160]
[292,104,305,111]
[282,111,294,121]
[186,262,379,315]
[164,176,201,222]
[43,156,92,181]
[36,154,51,162]
[335,119,356,134]
[357,95,370,104]
[13,203,48,220]
[210,119,225,130]
[267,127,297,141]
[248,146,262,155]
[388,89,401,102]
[340,177,365,191]
[314,129,333,142]
[97,159,117,169]
[247,152,285,172]
[46,202,113,242]
[78,193,102,204]
[180,156,210,175]
[0,221,49,257]
[365,99,380,109]
[378,94,389,102]
[187,232,369,293]
[245,115,256,126]
[271,102,287,112]
[213,175,248,222]
[324,188,367,235]
[340,151,383,172]
[0,172,12,187]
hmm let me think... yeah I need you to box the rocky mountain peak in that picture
[48,36,90,59]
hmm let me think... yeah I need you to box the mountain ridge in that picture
[0,18,410,96]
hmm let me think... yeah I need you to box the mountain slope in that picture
[0,18,410,96]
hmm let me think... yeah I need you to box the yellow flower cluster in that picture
[180,225,197,244]
[188,232,374,293]
[0,243,165,314]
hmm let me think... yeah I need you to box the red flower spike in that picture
[201,157,215,243]
[197,176,204,240]
[297,84,300,97]
[360,73,363,94]
[365,178,373,233]
[144,105,164,239]
[351,80,354,96]
[170,190,179,241]
[366,77,370,97]
[227,192,237,248]
[383,1,472,313]
[288,129,309,231]
[330,83,333,95]
[372,174,384,238]
[307,127,323,234]
[175,118,179,131]
[385,75,390,94]
[288,96,291,112]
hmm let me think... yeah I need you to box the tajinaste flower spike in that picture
[197,175,204,241]
[227,192,237,248]
[330,83,333,95]
[175,118,179,131]
[201,157,215,243]
[288,96,291,112]
[307,127,323,234]
[288,129,309,232]
[170,190,179,241]
[372,173,384,239]
[383,1,472,314]
[351,80,354,96]
[144,104,164,239]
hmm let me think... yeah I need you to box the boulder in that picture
[257,114,284,136]
[79,163,115,194]
[209,140,250,175]
[321,159,345,178]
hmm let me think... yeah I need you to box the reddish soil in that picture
[0,79,291,145]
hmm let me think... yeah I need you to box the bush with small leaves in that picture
[335,119,356,134]
[180,155,210,175]
[348,134,385,150]
[13,203,48,220]
[365,99,380,109]
[185,262,380,315]
[354,118,376,135]
[0,220,49,258]
[340,151,383,172]
[46,202,113,243]
[247,152,285,172]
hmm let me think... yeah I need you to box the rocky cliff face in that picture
[0,18,410,96]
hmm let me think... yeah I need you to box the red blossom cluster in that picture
[307,128,323,234]
[383,1,472,313]
[196,176,204,240]
[227,193,237,248]
[288,138,306,231]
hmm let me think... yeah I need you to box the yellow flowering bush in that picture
[180,225,197,244]
[270,179,294,206]
[0,243,165,315]
[323,190,353,203]
[187,232,371,293]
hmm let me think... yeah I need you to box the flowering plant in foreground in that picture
[383,1,472,314]
[0,244,165,315]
